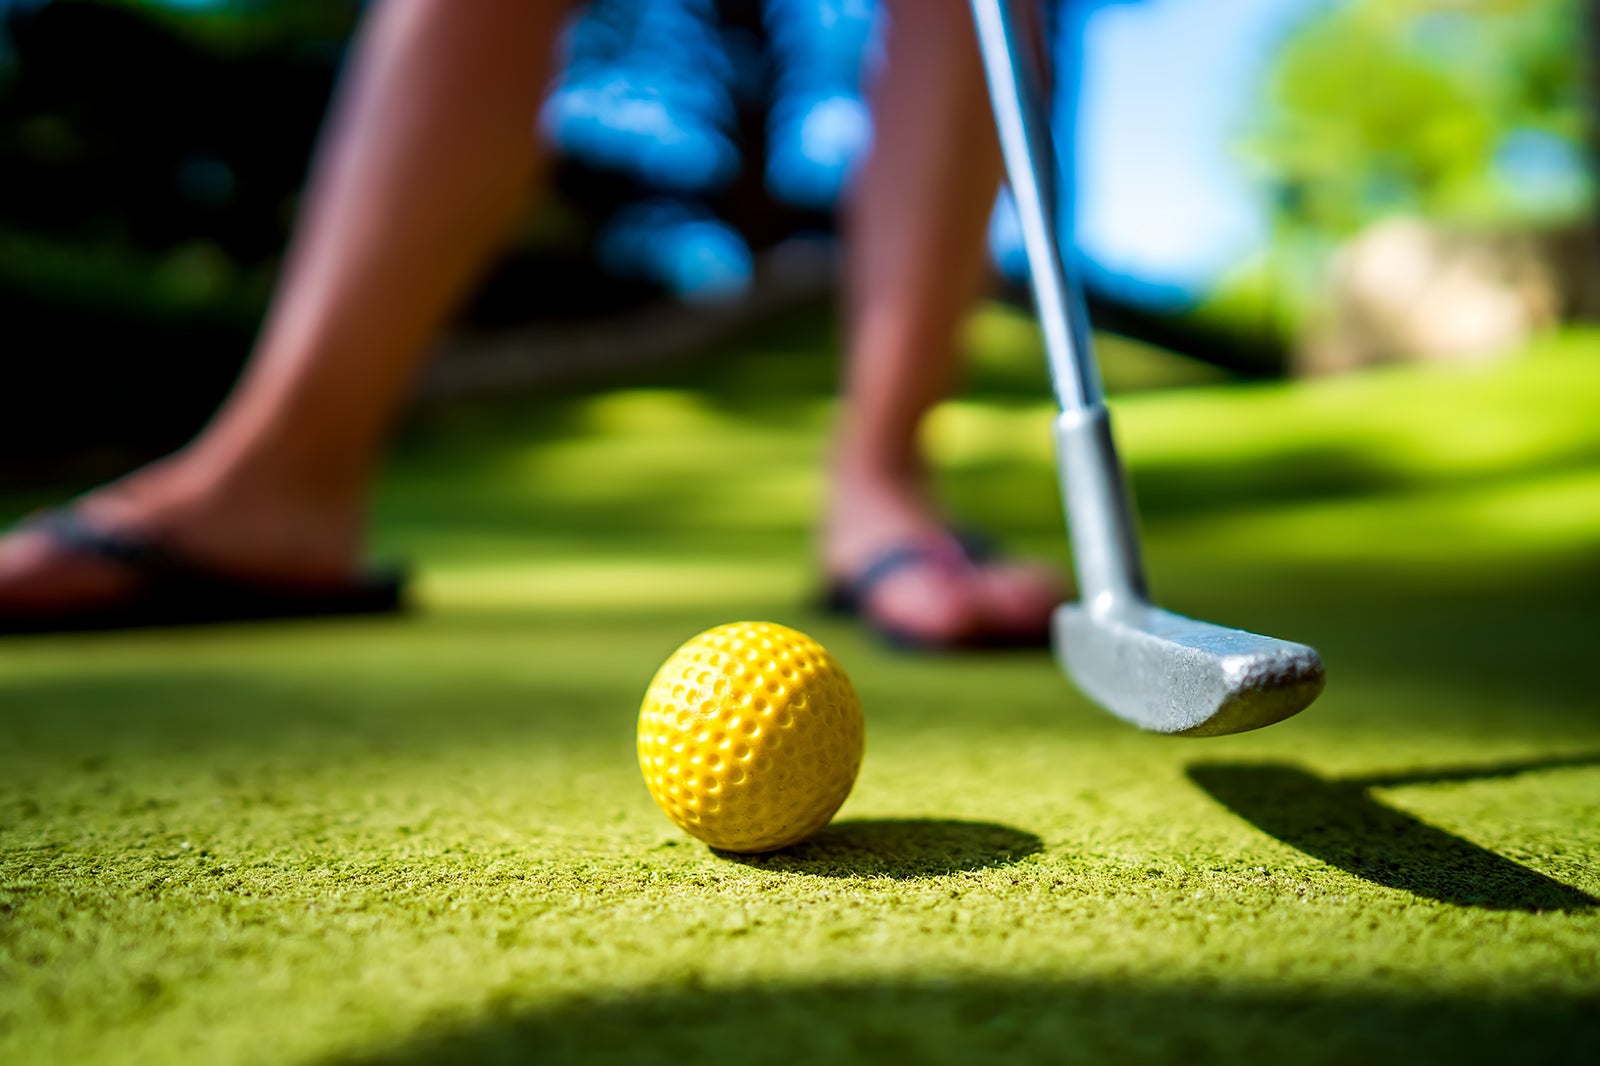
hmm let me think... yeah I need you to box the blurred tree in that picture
[1253,0,1590,237]
[1220,0,1593,337]
[87,0,358,49]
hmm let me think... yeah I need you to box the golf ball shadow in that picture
[714,818,1043,879]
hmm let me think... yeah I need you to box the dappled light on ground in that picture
[3,321,1599,1064]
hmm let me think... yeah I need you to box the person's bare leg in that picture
[827,0,1062,644]
[0,0,566,610]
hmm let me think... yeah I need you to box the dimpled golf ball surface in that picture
[638,622,864,853]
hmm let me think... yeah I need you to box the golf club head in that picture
[1053,601,1325,737]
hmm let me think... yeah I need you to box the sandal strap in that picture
[3,508,407,635]
[21,507,408,596]
[22,508,198,582]
[827,535,973,615]
[951,527,997,565]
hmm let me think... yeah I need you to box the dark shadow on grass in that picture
[715,818,1042,879]
[333,978,1599,1065]
[1187,758,1600,912]
[1346,751,1600,789]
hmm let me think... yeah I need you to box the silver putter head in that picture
[1053,601,1325,737]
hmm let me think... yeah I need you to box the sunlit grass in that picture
[2,314,1598,1066]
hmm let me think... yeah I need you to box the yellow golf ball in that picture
[638,621,864,853]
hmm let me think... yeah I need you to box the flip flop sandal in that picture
[0,509,408,636]
[823,530,1048,650]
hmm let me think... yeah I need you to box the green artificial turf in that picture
[3,308,1598,1065]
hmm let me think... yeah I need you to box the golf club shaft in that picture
[970,0,1149,606]
[968,0,1098,411]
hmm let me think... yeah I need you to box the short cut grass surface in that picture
[3,309,1599,1065]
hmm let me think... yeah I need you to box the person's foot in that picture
[823,469,1064,647]
[0,455,366,620]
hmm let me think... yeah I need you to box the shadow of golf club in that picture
[1187,755,1600,912]
[1344,751,1600,789]
[715,818,1043,879]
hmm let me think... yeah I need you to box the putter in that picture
[969,0,1325,736]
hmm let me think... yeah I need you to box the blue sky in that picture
[1074,0,1329,296]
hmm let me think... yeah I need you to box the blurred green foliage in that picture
[0,1,360,473]
[1255,0,1590,235]
[1207,0,1594,335]
[0,0,618,476]
[85,0,358,51]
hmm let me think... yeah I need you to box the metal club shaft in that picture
[970,0,1147,610]
[968,0,1099,412]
